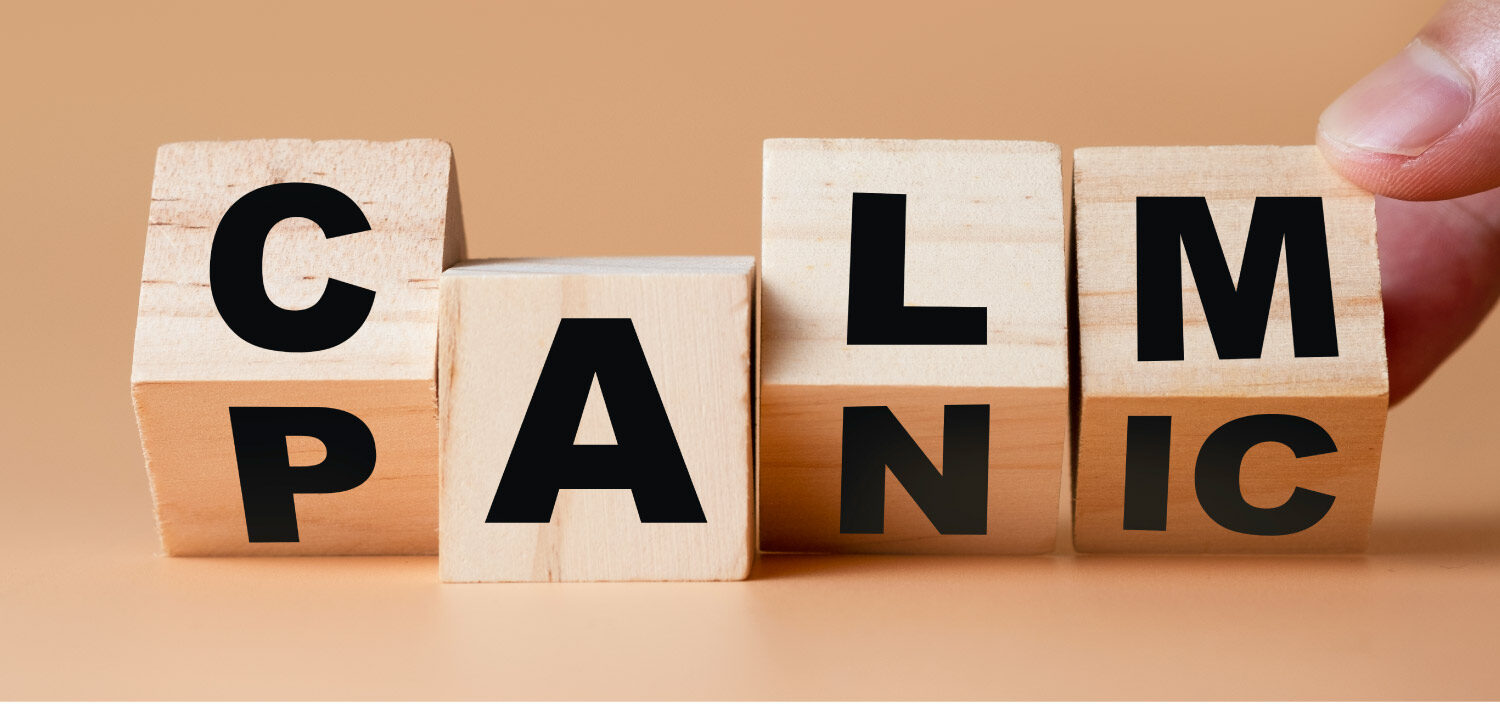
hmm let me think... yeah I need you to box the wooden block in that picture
[438,257,755,582]
[759,139,1068,554]
[130,139,465,555]
[1072,145,1388,553]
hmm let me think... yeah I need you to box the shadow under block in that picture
[131,139,465,556]
[759,139,1068,554]
[438,257,755,582]
[1072,145,1388,553]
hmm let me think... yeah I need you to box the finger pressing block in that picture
[131,139,466,556]
[1072,145,1388,553]
[758,139,1069,554]
[438,257,755,582]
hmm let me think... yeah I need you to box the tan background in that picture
[2,0,1496,699]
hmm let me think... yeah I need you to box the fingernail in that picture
[1319,39,1474,157]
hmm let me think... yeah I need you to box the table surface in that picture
[3,0,1497,699]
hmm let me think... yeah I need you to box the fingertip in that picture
[1316,130,1495,202]
[1314,1,1500,201]
[1314,130,1405,195]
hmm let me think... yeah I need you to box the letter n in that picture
[840,405,988,534]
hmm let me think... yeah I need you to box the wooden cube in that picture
[131,139,465,555]
[438,257,755,582]
[1072,145,1388,553]
[759,139,1068,554]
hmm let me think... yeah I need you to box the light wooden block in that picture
[1073,145,1388,553]
[131,139,465,555]
[438,257,755,582]
[759,139,1068,554]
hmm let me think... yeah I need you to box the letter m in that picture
[1135,196,1339,361]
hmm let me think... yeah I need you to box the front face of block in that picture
[134,140,463,382]
[133,380,437,556]
[438,258,755,582]
[760,386,1064,553]
[1075,396,1385,553]
[759,139,1068,554]
[1073,146,1388,553]
[131,139,462,555]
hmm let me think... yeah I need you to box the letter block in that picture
[131,139,465,555]
[438,257,755,582]
[1072,145,1388,553]
[759,139,1068,554]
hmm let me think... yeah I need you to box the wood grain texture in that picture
[760,139,1067,554]
[133,380,438,556]
[1072,145,1388,553]
[1073,145,1386,398]
[762,139,1067,389]
[133,139,464,383]
[438,257,755,582]
[130,139,463,555]
[760,386,1064,554]
[1074,396,1385,553]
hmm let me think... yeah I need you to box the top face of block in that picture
[442,256,755,278]
[131,139,463,383]
[1073,145,1387,399]
[438,255,755,582]
[761,139,1067,389]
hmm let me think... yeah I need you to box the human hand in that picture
[1318,0,1500,404]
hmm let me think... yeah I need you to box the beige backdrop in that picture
[3,0,1497,699]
